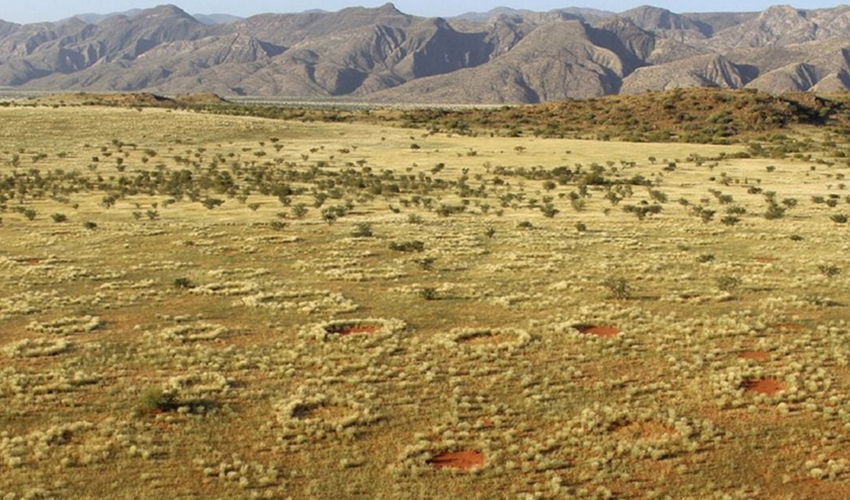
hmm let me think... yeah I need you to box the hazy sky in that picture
[0,1,843,24]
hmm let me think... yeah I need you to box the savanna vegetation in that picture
[2,90,850,499]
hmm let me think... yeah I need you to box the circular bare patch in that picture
[275,390,380,446]
[611,421,676,441]
[444,327,532,350]
[325,323,382,336]
[741,378,785,396]
[292,402,355,421]
[462,332,508,346]
[739,350,768,361]
[302,318,406,341]
[575,324,620,338]
[428,450,485,470]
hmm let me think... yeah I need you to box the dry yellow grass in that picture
[1,105,850,499]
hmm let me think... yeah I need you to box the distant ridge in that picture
[4,3,850,103]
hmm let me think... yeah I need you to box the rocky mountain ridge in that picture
[2,3,850,103]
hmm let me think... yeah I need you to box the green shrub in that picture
[716,275,741,292]
[602,277,631,300]
[351,222,373,238]
[419,287,438,300]
[173,277,194,289]
[139,388,178,414]
[389,240,425,252]
[818,263,841,278]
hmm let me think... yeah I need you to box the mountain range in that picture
[2,3,850,103]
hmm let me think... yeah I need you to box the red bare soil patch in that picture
[739,350,769,361]
[463,332,507,345]
[292,403,350,421]
[742,378,785,396]
[575,324,620,338]
[755,257,779,263]
[428,450,485,470]
[325,324,381,336]
[17,258,42,265]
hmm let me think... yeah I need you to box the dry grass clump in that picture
[237,289,359,314]
[4,103,850,499]
[189,280,260,296]
[167,372,233,396]
[3,338,71,358]
[26,315,103,335]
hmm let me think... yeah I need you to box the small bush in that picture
[419,287,438,300]
[139,388,178,414]
[716,275,741,292]
[173,277,194,289]
[602,277,631,300]
[720,216,740,226]
[291,204,309,219]
[51,213,68,223]
[201,198,225,210]
[764,203,786,220]
[389,240,425,252]
[351,222,373,238]
[818,263,841,278]
[414,257,437,270]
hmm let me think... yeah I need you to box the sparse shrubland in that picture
[1,96,849,499]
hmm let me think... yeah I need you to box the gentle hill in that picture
[23,91,227,107]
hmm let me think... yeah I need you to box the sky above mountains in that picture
[0,0,842,24]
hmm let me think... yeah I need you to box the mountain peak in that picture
[759,5,807,19]
[378,3,402,15]
[620,5,695,31]
[140,4,196,21]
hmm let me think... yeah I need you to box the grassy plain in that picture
[1,103,850,499]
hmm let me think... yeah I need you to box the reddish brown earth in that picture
[575,324,620,338]
[326,324,381,336]
[292,403,350,420]
[739,350,769,361]
[463,333,506,345]
[755,257,779,263]
[18,258,42,265]
[742,378,785,395]
[428,450,485,470]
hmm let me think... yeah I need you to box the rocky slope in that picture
[3,3,850,103]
